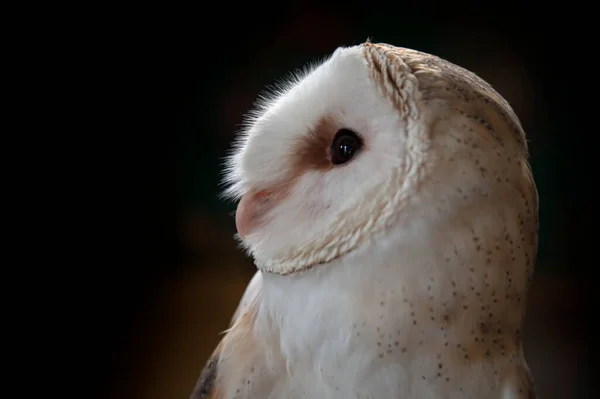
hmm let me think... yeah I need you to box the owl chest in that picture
[244,348,529,399]
[242,295,526,399]
[265,350,412,399]
[253,309,447,398]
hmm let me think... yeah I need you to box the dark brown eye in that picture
[330,128,363,165]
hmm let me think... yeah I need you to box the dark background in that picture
[90,2,592,398]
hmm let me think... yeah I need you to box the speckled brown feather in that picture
[362,43,538,397]
[363,43,528,153]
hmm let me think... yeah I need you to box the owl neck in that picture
[256,203,533,368]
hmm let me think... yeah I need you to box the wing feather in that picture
[189,271,263,399]
[189,341,223,399]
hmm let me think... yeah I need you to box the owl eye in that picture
[330,128,363,165]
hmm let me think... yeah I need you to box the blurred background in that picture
[94,2,592,398]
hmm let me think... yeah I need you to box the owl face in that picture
[224,43,536,277]
[224,45,424,275]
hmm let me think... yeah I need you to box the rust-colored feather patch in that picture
[291,115,338,172]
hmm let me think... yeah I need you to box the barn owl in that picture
[190,42,539,399]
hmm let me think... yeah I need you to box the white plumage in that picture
[191,42,538,399]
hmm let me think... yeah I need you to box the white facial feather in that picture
[224,45,433,275]
[201,42,538,399]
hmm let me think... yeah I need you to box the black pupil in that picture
[331,129,362,165]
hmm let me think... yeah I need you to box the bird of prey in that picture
[190,42,539,399]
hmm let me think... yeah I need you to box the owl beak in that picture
[235,190,277,239]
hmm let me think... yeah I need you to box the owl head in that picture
[223,42,538,280]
